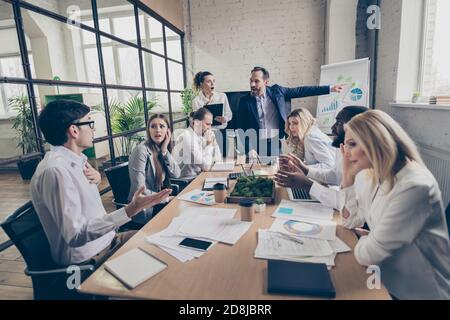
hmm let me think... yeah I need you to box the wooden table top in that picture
[79,166,390,300]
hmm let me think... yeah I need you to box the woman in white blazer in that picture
[191,71,233,130]
[340,110,450,300]
[283,108,335,170]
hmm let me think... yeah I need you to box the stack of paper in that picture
[203,177,228,190]
[256,195,351,267]
[211,161,235,171]
[272,199,334,221]
[145,207,241,262]
[254,229,351,268]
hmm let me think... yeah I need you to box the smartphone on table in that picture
[178,238,213,252]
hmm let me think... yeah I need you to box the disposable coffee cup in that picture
[213,183,226,203]
[239,198,255,222]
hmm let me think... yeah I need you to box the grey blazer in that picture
[127,141,181,224]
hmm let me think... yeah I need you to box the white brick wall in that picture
[183,0,327,112]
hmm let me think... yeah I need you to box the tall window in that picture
[0,0,186,164]
[421,0,450,97]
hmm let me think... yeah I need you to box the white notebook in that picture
[104,248,167,289]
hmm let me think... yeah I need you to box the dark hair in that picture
[193,71,213,90]
[38,99,90,146]
[341,106,369,122]
[146,114,172,189]
[190,107,212,121]
[251,66,270,80]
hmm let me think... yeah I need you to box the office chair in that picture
[104,162,183,231]
[0,201,96,300]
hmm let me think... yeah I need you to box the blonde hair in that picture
[346,110,424,191]
[285,108,316,159]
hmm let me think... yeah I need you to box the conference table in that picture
[79,165,390,300]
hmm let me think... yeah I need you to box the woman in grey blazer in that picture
[128,114,181,225]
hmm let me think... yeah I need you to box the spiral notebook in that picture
[104,248,167,289]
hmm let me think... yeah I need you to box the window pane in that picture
[107,89,146,135]
[96,0,137,44]
[22,9,100,83]
[170,92,183,114]
[33,84,106,138]
[113,132,145,160]
[422,0,450,95]
[0,2,23,78]
[0,84,38,158]
[81,18,110,45]
[165,26,182,62]
[168,61,184,91]
[23,0,93,24]
[139,11,164,55]
[101,37,141,87]
[142,51,167,89]
[146,91,169,115]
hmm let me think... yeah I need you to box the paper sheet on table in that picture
[177,215,252,245]
[178,207,237,220]
[211,161,235,171]
[254,230,333,257]
[328,236,351,253]
[269,217,336,241]
[145,231,212,258]
[177,189,216,206]
[254,252,336,268]
[203,177,228,190]
[272,199,334,221]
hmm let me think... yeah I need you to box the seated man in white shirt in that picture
[31,100,171,270]
[173,108,222,179]
[274,106,368,210]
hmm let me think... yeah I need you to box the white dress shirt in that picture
[30,146,130,266]
[341,162,450,299]
[172,127,222,179]
[303,126,335,170]
[308,149,343,209]
[192,91,233,130]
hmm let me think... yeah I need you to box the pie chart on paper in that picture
[283,220,323,236]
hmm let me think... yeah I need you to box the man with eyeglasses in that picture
[275,106,368,210]
[30,99,171,274]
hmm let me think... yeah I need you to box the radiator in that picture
[419,144,450,207]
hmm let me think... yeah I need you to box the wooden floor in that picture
[0,172,115,300]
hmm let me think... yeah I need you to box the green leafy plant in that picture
[93,95,158,158]
[9,94,36,155]
[230,176,273,198]
[180,87,198,115]
[255,197,265,205]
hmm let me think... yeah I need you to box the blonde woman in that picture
[340,110,450,300]
[191,71,232,130]
[283,108,335,170]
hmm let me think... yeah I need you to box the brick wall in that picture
[184,0,327,113]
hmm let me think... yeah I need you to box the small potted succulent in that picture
[254,197,266,213]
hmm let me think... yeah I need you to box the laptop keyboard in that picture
[291,188,312,200]
[228,172,243,179]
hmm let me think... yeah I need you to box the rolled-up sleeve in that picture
[310,182,342,210]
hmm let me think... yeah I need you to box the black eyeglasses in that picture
[71,121,95,129]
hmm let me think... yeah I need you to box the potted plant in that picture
[94,96,157,168]
[412,92,421,103]
[9,94,40,180]
[181,87,198,116]
[254,197,266,213]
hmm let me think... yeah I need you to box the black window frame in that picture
[0,0,187,166]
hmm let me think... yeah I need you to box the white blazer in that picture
[342,162,450,299]
[303,126,335,170]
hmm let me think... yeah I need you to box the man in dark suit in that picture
[236,66,343,158]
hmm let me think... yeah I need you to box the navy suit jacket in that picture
[236,84,330,138]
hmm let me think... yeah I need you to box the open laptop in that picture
[287,188,319,202]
